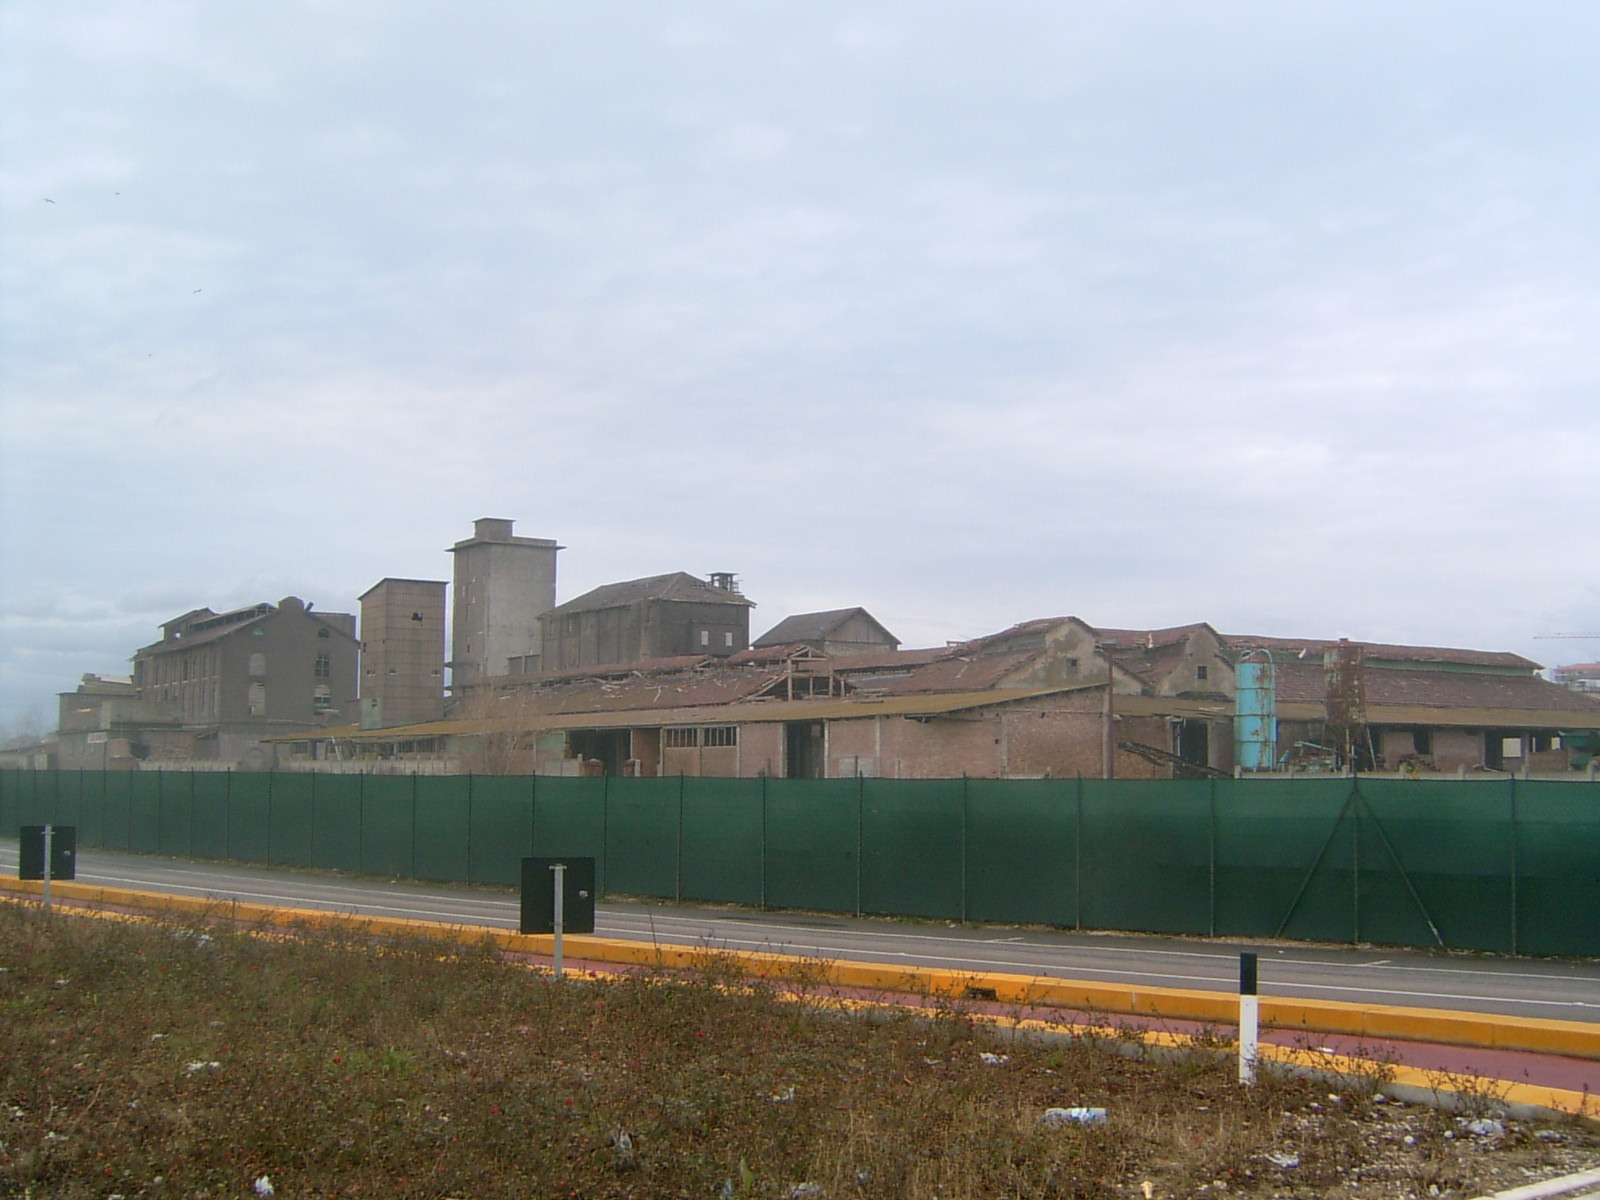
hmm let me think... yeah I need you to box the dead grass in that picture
[0,902,1593,1199]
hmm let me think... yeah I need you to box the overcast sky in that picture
[3,2,1597,731]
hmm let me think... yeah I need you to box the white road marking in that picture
[15,856,1596,1016]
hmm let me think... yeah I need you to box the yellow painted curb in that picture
[6,880,1597,1063]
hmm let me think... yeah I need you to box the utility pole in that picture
[1100,640,1120,779]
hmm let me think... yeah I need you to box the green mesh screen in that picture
[265,773,314,868]
[602,777,681,900]
[860,778,964,919]
[310,774,363,873]
[1514,780,1600,956]
[965,778,1078,926]
[1079,779,1214,936]
[154,772,195,857]
[358,775,416,878]
[1356,779,1513,952]
[530,777,607,891]
[190,773,232,861]
[415,775,471,883]
[7,767,1597,955]
[127,772,163,854]
[225,773,272,864]
[762,779,860,913]
[467,775,534,886]
[680,776,763,907]
[76,770,110,848]
[1212,778,1352,939]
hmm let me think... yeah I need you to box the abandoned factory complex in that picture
[41,518,1600,780]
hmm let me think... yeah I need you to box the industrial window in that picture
[248,652,267,677]
[314,652,331,678]
[247,682,266,716]
[316,628,330,638]
[703,726,738,747]
[664,727,699,748]
[724,631,734,647]
[1064,658,1079,674]
[1196,665,1209,681]
[699,629,710,647]
[312,684,333,714]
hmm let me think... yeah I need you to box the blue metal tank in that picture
[1234,652,1278,771]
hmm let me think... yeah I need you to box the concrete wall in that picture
[359,578,447,728]
[449,519,560,686]
[548,598,752,670]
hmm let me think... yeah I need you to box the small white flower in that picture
[253,1174,275,1197]
[979,1052,1010,1065]
[184,1060,222,1073]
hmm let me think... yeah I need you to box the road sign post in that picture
[520,857,596,980]
[20,825,77,911]
[551,862,566,979]
[1239,951,1259,1085]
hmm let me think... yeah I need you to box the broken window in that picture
[248,652,267,677]
[314,652,331,678]
[703,726,738,747]
[665,727,699,748]
[247,682,266,716]
[312,684,333,714]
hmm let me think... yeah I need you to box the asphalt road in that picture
[4,844,1597,1025]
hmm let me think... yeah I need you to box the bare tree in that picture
[450,685,545,775]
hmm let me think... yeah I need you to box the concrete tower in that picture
[358,578,447,729]
[448,518,562,688]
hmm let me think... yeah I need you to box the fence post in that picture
[960,774,969,924]
[1208,776,1218,938]
[1074,774,1083,931]
[528,771,538,864]
[856,772,864,919]
[1509,776,1520,957]
[356,769,366,875]
[1351,779,1361,944]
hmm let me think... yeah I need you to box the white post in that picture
[551,862,566,980]
[41,825,54,911]
[1238,951,1258,1085]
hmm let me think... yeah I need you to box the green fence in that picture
[2,770,1596,956]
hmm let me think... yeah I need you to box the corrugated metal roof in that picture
[282,686,1101,742]
[547,572,754,615]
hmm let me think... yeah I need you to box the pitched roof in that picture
[547,572,754,616]
[754,607,884,647]
[1219,633,1538,672]
[1268,659,1600,713]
